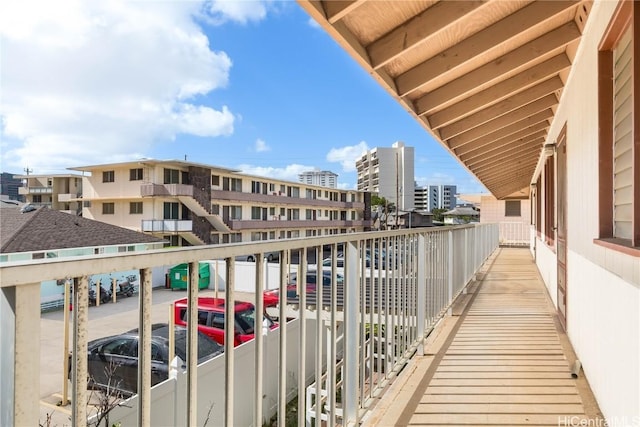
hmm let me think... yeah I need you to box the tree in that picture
[431,208,446,223]
[371,195,395,230]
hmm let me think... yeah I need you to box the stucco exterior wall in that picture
[534,1,640,421]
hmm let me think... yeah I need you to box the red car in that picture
[263,283,316,308]
[173,297,276,346]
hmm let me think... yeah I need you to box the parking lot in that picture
[38,286,255,426]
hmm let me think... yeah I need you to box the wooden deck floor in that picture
[365,248,603,426]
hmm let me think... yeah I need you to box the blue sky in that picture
[1,0,486,194]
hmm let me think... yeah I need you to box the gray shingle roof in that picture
[1,207,165,254]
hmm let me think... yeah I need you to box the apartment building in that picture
[13,173,83,215]
[415,184,457,211]
[70,160,371,246]
[298,169,338,188]
[356,141,414,211]
[0,172,22,201]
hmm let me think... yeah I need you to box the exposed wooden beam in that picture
[476,161,537,183]
[424,54,571,125]
[324,1,366,24]
[490,181,533,199]
[368,1,485,69]
[459,128,547,161]
[396,1,579,97]
[445,94,556,150]
[414,21,581,115]
[438,77,563,140]
[469,146,541,171]
[465,139,543,169]
[449,109,553,150]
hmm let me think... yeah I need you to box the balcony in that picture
[2,224,507,426]
[141,219,193,232]
[225,218,372,230]
[19,186,53,195]
[140,183,194,197]
[211,189,365,209]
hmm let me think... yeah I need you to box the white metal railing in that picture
[0,224,498,426]
[498,221,530,246]
[140,219,193,232]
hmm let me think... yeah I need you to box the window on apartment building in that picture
[129,168,143,181]
[103,171,115,183]
[269,207,275,216]
[211,175,220,186]
[164,168,180,184]
[251,181,261,194]
[505,200,521,217]
[230,206,242,220]
[163,202,179,219]
[251,206,262,220]
[306,209,313,220]
[33,195,41,203]
[544,155,555,246]
[211,204,220,215]
[130,202,143,214]
[102,202,115,215]
[598,1,640,249]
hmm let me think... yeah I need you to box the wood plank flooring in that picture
[408,248,590,426]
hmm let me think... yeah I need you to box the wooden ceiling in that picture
[298,0,591,199]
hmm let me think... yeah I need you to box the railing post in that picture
[447,230,454,316]
[224,258,234,427]
[12,283,40,427]
[417,234,426,355]
[72,276,89,427]
[187,261,200,426]
[343,241,359,425]
[138,268,152,427]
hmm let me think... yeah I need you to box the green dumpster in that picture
[169,262,210,290]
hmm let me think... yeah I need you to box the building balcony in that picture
[225,218,372,230]
[211,189,365,209]
[141,219,193,232]
[18,186,53,195]
[57,193,81,202]
[140,183,194,197]
[1,224,601,427]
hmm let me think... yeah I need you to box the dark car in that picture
[74,323,223,396]
[290,270,344,286]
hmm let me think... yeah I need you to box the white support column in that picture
[416,234,426,355]
[343,241,359,425]
[13,283,40,427]
[254,255,264,427]
[224,258,235,427]
[278,250,289,427]
[137,268,152,426]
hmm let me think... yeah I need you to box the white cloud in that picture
[0,0,236,172]
[238,163,315,181]
[204,0,269,25]
[326,141,369,172]
[254,138,270,152]
[415,172,457,187]
[307,17,321,29]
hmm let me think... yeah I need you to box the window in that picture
[598,1,640,250]
[505,201,521,217]
[229,206,242,220]
[211,175,220,186]
[164,168,180,184]
[102,202,115,215]
[544,155,555,246]
[130,202,143,214]
[33,195,41,203]
[251,206,262,220]
[163,202,179,219]
[129,168,143,181]
[102,170,115,183]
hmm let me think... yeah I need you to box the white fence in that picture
[498,221,531,247]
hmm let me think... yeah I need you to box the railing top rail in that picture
[0,224,484,287]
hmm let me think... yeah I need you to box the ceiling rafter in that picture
[469,146,542,172]
[460,128,548,161]
[415,21,580,116]
[466,139,544,169]
[425,54,571,127]
[324,1,367,24]
[438,77,563,140]
[368,1,485,69]
[396,0,579,97]
[444,94,558,148]
[477,161,538,183]
[449,109,554,151]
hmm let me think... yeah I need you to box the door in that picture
[556,127,567,330]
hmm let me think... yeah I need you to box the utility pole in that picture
[24,167,33,176]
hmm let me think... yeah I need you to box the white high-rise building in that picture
[298,170,338,188]
[415,184,457,211]
[356,141,414,211]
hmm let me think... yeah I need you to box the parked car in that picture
[75,323,223,396]
[173,297,277,346]
[263,282,318,308]
[235,251,280,262]
[290,270,344,286]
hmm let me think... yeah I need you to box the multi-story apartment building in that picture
[356,141,414,211]
[0,172,22,201]
[415,184,457,211]
[13,173,83,214]
[298,170,338,188]
[70,160,371,246]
